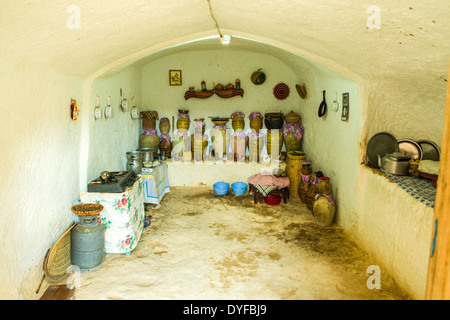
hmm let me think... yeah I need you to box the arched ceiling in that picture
[1,0,448,83]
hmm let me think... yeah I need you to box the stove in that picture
[87,171,139,193]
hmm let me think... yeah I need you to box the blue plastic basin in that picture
[231,182,247,195]
[213,182,230,195]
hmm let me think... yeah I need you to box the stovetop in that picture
[87,171,138,193]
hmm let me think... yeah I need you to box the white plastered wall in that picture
[85,66,142,184]
[0,60,85,299]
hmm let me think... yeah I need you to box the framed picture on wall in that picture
[169,70,182,86]
[341,93,349,121]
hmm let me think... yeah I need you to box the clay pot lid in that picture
[285,111,300,123]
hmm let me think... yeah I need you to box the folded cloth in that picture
[253,185,278,197]
[247,174,290,188]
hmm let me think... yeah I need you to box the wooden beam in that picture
[425,62,450,299]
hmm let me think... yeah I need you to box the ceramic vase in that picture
[264,113,284,130]
[191,134,208,161]
[177,110,190,132]
[159,136,172,158]
[284,132,301,152]
[140,131,159,149]
[233,133,247,162]
[231,112,245,132]
[159,117,170,135]
[312,178,335,226]
[248,133,265,163]
[211,126,228,159]
[266,130,283,156]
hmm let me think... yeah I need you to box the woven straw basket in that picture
[286,152,307,198]
[71,204,104,216]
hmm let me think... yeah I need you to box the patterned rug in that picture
[381,170,436,208]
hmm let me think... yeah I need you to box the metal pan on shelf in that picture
[366,132,399,168]
[397,139,423,161]
[417,140,440,161]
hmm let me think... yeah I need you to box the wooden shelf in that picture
[184,89,244,100]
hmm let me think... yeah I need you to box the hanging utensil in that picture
[130,96,138,119]
[318,90,327,117]
[332,91,339,112]
[120,88,128,112]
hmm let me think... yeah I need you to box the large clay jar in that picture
[317,177,332,195]
[298,162,312,203]
[313,178,335,226]
[305,177,319,211]
[233,132,247,162]
[231,112,245,132]
[298,174,310,203]
[301,162,312,176]
[283,122,304,152]
[140,130,160,149]
[171,133,188,159]
[159,117,170,135]
[211,126,228,158]
[193,119,206,135]
[159,134,172,158]
[264,112,284,130]
[266,130,283,156]
[248,132,265,163]
[313,196,336,227]
[177,110,190,132]
[191,133,209,161]
[249,112,263,133]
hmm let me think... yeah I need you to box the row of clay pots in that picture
[143,111,301,133]
[139,110,302,154]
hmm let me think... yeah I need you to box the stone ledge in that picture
[165,159,286,186]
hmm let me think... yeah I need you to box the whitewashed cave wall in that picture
[139,49,302,130]
[84,66,142,185]
[0,60,85,299]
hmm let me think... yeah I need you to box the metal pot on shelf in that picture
[126,151,144,174]
[377,152,411,175]
[138,148,157,163]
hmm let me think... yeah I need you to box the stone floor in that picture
[69,186,409,300]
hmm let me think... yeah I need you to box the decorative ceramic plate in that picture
[398,139,423,160]
[417,140,440,161]
[273,83,290,100]
[366,132,399,167]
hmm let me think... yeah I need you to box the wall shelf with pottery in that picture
[184,83,244,100]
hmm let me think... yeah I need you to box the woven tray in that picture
[43,223,75,283]
[71,203,104,216]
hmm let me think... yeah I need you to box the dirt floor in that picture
[70,186,409,300]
